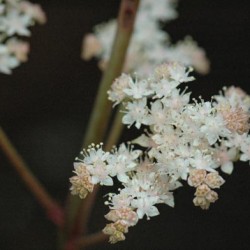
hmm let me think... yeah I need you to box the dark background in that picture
[0,0,250,249]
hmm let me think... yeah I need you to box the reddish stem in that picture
[0,127,64,227]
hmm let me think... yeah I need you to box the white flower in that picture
[151,126,179,148]
[80,145,113,186]
[168,63,195,83]
[82,146,109,165]
[107,144,140,183]
[213,144,237,174]
[162,88,191,111]
[123,78,153,99]
[225,132,248,148]
[164,158,190,180]
[122,98,150,129]
[108,74,132,106]
[190,150,217,172]
[87,159,113,186]
[131,196,159,219]
[3,10,31,36]
[200,114,227,145]
[151,78,180,99]
[109,194,132,210]
[132,134,155,148]
[115,143,141,162]
[148,100,169,132]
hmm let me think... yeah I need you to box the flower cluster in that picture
[70,63,250,243]
[81,0,210,76]
[188,170,224,209]
[0,0,46,74]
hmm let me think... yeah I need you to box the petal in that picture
[132,134,151,147]
[221,162,234,175]
[117,174,129,183]
[101,176,114,186]
[136,209,144,219]
[148,206,160,217]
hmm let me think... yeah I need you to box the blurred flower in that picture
[81,0,210,76]
[0,0,46,74]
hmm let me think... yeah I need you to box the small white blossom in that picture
[162,88,191,110]
[151,78,180,99]
[3,10,31,36]
[123,78,153,99]
[107,144,141,183]
[167,62,195,83]
[131,196,159,219]
[87,159,113,186]
[200,114,227,145]
[122,98,150,129]
[108,74,132,106]
[213,144,237,174]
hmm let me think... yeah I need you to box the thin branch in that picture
[0,126,64,227]
[82,0,140,148]
[63,0,140,243]
[74,185,100,236]
[105,106,124,150]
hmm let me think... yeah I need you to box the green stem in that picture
[105,106,124,150]
[0,126,64,226]
[63,0,140,248]
[82,1,140,148]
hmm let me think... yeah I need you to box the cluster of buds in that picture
[0,0,46,74]
[188,170,225,209]
[81,0,209,76]
[69,163,94,199]
[217,102,250,135]
[103,207,138,243]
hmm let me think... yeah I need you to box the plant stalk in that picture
[0,126,64,226]
[63,0,140,248]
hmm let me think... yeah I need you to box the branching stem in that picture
[63,0,140,249]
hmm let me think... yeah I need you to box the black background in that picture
[0,0,250,249]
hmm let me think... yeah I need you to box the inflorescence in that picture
[70,62,250,244]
